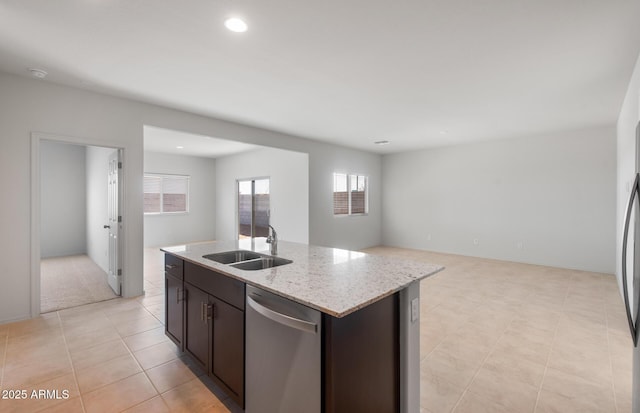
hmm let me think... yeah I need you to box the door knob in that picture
[103,225,111,229]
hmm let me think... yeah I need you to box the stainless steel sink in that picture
[231,257,293,271]
[203,250,293,271]
[203,250,263,264]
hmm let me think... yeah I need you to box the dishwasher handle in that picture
[247,294,318,334]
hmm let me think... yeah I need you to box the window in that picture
[333,173,368,216]
[144,174,189,214]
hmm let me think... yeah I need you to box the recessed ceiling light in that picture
[225,18,248,33]
[374,140,390,145]
[176,146,184,149]
[28,68,47,79]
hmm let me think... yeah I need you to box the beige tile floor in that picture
[363,246,632,413]
[0,246,633,412]
[0,249,242,413]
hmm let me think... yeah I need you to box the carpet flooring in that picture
[40,255,119,313]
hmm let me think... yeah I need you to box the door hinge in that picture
[117,269,122,276]
[118,216,122,223]
[118,161,122,169]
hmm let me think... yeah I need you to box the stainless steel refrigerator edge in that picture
[622,121,640,413]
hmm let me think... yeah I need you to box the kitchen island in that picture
[162,239,443,413]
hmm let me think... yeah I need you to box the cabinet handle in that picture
[176,287,180,304]
[205,304,213,325]
[165,264,176,270]
[200,302,205,322]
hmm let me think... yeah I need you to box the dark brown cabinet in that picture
[323,293,399,413]
[165,273,184,348]
[211,296,244,400]
[180,260,246,408]
[164,254,184,349]
[184,283,210,368]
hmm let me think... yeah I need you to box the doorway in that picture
[34,136,123,314]
[238,178,270,239]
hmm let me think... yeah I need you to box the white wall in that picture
[144,151,216,247]
[86,145,115,273]
[383,126,616,273]
[215,147,309,243]
[308,145,382,250]
[0,71,381,323]
[40,141,87,258]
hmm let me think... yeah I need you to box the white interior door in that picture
[106,150,122,295]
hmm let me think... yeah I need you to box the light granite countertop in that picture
[161,239,444,318]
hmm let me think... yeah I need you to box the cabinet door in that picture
[211,297,245,405]
[184,284,210,370]
[165,273,183,348]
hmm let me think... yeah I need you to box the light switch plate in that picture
[411,298,419,322]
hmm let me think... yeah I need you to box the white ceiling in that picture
[144,125,258,158]
[1,1,639,154]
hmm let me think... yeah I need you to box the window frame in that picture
[143,173,190,215]
[333,172,369,217]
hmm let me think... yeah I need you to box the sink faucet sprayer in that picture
[267,225,278,255]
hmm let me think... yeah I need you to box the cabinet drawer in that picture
[165,254,184,279]
[185,261,245,310]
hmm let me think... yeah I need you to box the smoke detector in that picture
[28,68,48,79]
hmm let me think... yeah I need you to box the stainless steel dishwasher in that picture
[246,285,321,413]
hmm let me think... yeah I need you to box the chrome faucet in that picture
[266,225,278,255]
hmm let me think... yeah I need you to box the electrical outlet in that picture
[411,298,419,322]
[473,238,479,246]
[517,241,524,250]
[426,234,432,241]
